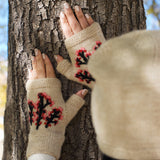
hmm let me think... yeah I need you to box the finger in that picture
[85,14,94,25]
[34,49,46,78]
[31,55,36,71]
[54,55,64,64]
[64,2,82,33]
[42,54,56,78]
[60,12,74,38]
[75,6,89,29]
[76,89,88,99]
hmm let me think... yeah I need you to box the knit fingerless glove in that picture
[26,78,85,159]
[56,22,105,88]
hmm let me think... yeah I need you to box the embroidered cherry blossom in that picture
[74,41,102,84]
[75,70,95,84]
[28,92,63,130]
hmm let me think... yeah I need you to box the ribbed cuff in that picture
[27,133,65,159]
[26,78,61,90]
[65,22,104,48]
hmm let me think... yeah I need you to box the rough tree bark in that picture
[3,0,146,160]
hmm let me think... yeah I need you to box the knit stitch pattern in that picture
[88,30,160,159]
[26,78,85,159]
[57,22,105,88]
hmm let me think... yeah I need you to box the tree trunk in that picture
[3,0,146,160]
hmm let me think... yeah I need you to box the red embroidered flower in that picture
[74,41,102,84]
[58,107,63,113]
[77,69,83,73]
[96,41,102,46]
[59,115,63,120]
[80,47,87,52]
[78,78,84,82]
[28,92,63,130]
[86,52,92,57]
[93,41,102,51]
[53,120,58,126]
[28,100,34,106]
[33,112,39,121]
[48,124,51,127]
[48,110,54,117]
[36,100,40,107]
[42,113,48,120]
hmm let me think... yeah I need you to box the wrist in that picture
[26,78,61,91]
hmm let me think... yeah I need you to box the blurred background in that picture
[0,0,160,159]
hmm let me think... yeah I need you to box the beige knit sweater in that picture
[88,29,160,159]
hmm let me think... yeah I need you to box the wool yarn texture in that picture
[26,78,85,159]
[56,22,105,88]
[88,30,160,159]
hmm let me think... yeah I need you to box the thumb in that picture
[54,55,64,64]
[76,89,88,99]
[65,92,87,125]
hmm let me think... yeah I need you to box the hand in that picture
[26,49,88,159]
[55,2,94,63]
[60,2,94,38]
[55,2,105,88]
[28,48,88,98]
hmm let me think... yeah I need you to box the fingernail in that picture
[64,2,69,9]
[31,56,35,61]
[42,54,45,59]
[85,14,90,19]
[82,89,88,96]
[75,6,80,12]
[60,12,65,18]
[34,48,39,56]
[54,55,57,60]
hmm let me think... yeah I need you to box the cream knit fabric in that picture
[26,78,85,159]
[88,30,160,159]
[57,22,105,88]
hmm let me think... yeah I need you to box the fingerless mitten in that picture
[57,22,105,88]
[26,78,85,159]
